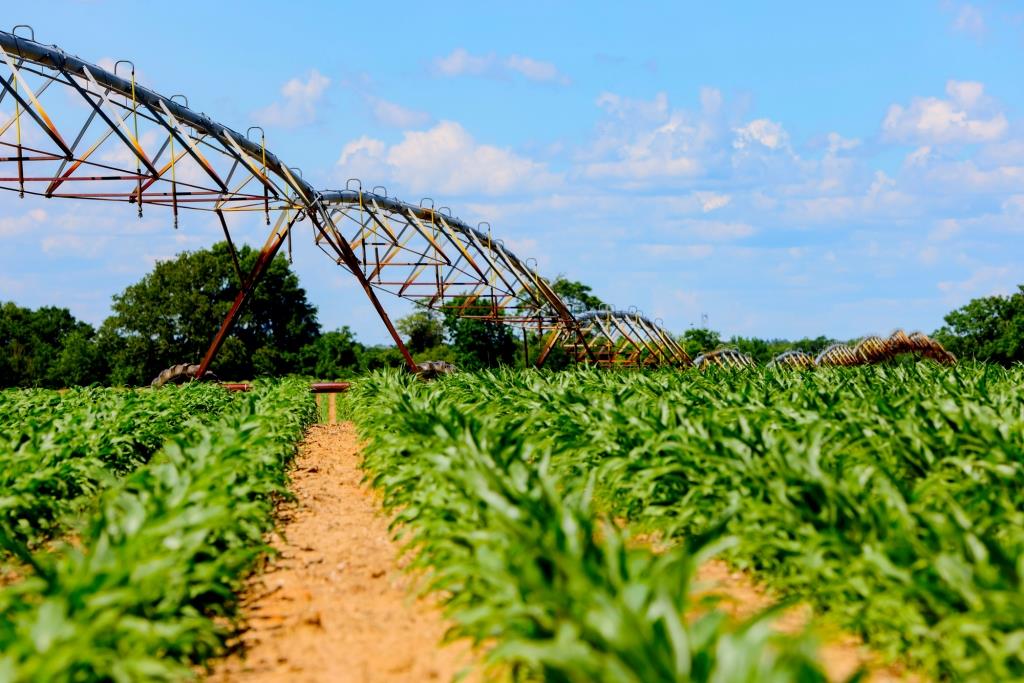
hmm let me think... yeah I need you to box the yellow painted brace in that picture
[261,133,269,225]
[131,70,143,217]
[168,121,178,228]
[14,72,22,197]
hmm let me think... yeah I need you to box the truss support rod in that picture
[532,277,596,363]
[535,328,564,368]
[215,209,244,285]
[307,209,418,373]
[195,210,302,379]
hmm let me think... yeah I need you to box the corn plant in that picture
[0,385,236,550]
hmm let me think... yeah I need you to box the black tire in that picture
[414,360,457,380]
[150,363,220,388]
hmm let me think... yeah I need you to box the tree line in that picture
[1,242,1020,387]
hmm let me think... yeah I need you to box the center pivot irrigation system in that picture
[0,27,955,384]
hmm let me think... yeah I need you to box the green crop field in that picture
[0,380,316,680]
[346,363,1024,681]
[0,363,1020,681]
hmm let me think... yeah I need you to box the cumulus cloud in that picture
[882,80,1007,144]
[254,70,330,128]
[336,121,561,196]
[577,91,719,182]
[431,48,570,84]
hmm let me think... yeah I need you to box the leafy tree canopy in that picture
[441,297,517,370]
[934,286,1024,365]
[396,310,444,353]
[551,277,606,313]
[680,327,722,357]
[0,302,103,387]
[300,326,364,379]
[99,242,320,384]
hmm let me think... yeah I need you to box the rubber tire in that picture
[150,363,220,388]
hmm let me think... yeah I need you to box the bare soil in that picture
[695,560,921,682]
[206,423,476,683]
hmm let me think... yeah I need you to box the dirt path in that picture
[207,423,475,683]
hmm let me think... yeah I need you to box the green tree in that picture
[727,336,774,364]
[0,302,103,387]
[681,327,722,357]
[788,336,837,357]
[725,336,836,364]
[442,297,517,370]
[301,326,365,379]
[551,277,606,313]
[396,310,444,353]
[361,345,409,371]
[54,328,105,386]
[98,242,320,384]
[934,286,1024,365]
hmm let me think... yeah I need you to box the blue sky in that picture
[2,0,1024,343]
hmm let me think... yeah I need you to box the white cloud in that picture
[938,265,1018,302]
[903,145,933,168]
[339,135,386,163]
[336,121,561,196]
[882,80,1007,144]
[1002,195,1024,215]
[578,92,716,181]
[366,96,431,128]
[733,119,789,151]
[951,3,985,37]
[826,132,861,154]
[582,153,698,180]
[504,55,570,84]
[431,49,570,84]
[254,70,330,128]
[433,48,492,77]
[0,208,47,237]
[930,218,961,241]
[696,192,731,212]
[914,159,1024,193]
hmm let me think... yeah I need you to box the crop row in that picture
[0,379,316,681]
[0,385,237,551]
[347,372,835,682]
[350,363,1023,681]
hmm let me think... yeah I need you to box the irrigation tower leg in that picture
[535,329,564,368]
[196,211,302,379]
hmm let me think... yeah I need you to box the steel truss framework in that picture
[0,28,955,379]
